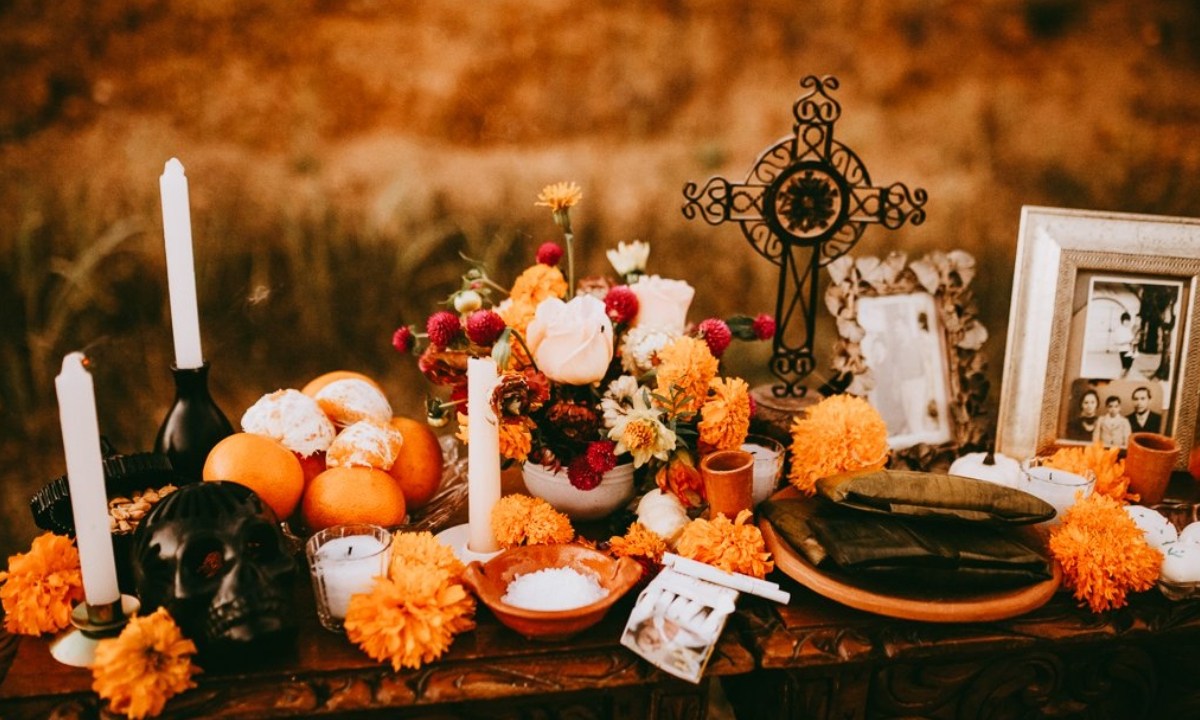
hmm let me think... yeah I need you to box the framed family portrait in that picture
[997,206,1200,469]
[826,251,990,461]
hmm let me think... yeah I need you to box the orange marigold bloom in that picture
[345,568,476,671]
[1049,493,1162,613]
[788,394,889,495]
[455,413,534,463]
[609,523,668,564]
[655,449,705,508]
[1043,443,1133,502]
[654,336,720,415]
[698,376,751,451]
[0,532,85,636]
[92,607,200,720]
[509,265,568,312]
[388,531,465,583]
[491,494,575,548]
[676,510,774,578]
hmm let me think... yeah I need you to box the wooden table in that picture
[0,572,754,719]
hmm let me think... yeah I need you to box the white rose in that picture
[629,275,694,334]
[606,240,650,277]
[525,295,615,385]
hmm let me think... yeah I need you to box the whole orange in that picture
[301,370,382,398]
[202,433,305,520]
[302,466,408,532]
[387,416,445,510]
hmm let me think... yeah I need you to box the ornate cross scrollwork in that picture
[683,75,927,398]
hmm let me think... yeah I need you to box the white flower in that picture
[524,294,614,385]
[606,389,677,467]
[601,375,643,428]
[606,240,650,277]
[629,275,694,334]
[620,326,676,375]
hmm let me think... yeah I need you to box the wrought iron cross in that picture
[683,75,927,398]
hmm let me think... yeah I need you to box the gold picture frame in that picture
[826,251,990,467]
[997,206,1200,468]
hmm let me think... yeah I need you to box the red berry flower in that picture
[465,309,506,346]
[391,326,415,354]
[567,454,602,490]
[585,440,618,474]
[426,311,463,347]
[752,313,776,341]
[603,285,639,325]
[536,242,564,266]
[696,318,732,357]
[747,393,757,419]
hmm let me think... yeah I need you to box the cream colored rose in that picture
[629,275,694,334]
[525,295,615,385]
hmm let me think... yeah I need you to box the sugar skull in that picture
[132,481,296,656]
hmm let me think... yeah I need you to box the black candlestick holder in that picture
[154,362,234,481]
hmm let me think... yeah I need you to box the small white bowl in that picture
[521,462,635,520]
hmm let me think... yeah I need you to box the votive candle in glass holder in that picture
[742,434,785,506]
[1020,458,1095,525]
[306,524,393,632]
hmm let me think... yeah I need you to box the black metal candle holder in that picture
[154,362,234,481]
[49,594,141,667]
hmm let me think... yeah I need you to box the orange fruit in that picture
[203,433,305,520]
[301,466,408,532]
[387,416,445,510]
[301,370,382,398]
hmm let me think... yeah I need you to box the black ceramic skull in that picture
[132,481,296,656]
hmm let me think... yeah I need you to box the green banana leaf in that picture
[816,469,1055,525]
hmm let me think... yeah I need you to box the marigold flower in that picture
[456,412,534,463]
[491,494,575,547]
[345,568,475,671]
[1049,492,1162,613]
[698,377,751,451]
[0,532,84,636]
[676,510,774,578]
[388,531,465,583]
[609,522,668,564]
[1043,443,1133,502]
[92,608,199,720]
[788,394,889,495]
[654,336,720,415]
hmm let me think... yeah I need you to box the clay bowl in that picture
[462,544,642,641]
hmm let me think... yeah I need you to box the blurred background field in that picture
[3,0,1200,557]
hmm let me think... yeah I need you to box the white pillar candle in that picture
[55,353,120,607]
[467,357,501,553]
[160,158,204,370]
[313,535,389,621]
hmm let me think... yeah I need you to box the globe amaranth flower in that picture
[536,242,563,266]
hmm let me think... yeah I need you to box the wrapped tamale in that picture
[816,469,1056,525]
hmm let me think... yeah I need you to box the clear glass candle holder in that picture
[306,524,393,632]
[742,434,785,506]
[1020,458,1096,525]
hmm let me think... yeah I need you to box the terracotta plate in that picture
[760,486,1062,623]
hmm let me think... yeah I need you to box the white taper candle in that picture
[160,158,204,370]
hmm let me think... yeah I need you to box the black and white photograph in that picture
[1060,378,1169,448]
[856,293,953,450]
[1078,276,1183,384]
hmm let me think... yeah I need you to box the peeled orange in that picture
[387,416,445,510]
[301,370,382,398]
[301,466,408,532]
[203,433,305,520]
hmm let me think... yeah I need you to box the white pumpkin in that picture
[948,451,1022,489]
[636,489,690,547]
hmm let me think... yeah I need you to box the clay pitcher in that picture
[1126,432,1179,506]
[700,449,755,519]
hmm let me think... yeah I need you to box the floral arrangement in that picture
[393,182,773,505]
[345,530,475,671]
[91,607,200,720]
[788,394,890,494]
[1043,443,1134,502]
[491,494,576,547]
[675,510,773,579]
[0,531,85,636]
[1048,493,1162,612]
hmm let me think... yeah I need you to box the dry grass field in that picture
[2,0,1200,556]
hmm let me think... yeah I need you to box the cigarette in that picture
[662,553,791,604]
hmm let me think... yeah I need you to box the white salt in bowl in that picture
[461,544,642,641]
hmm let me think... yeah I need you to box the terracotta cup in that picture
[1126,432,1180,506]
[700,449,755,519]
